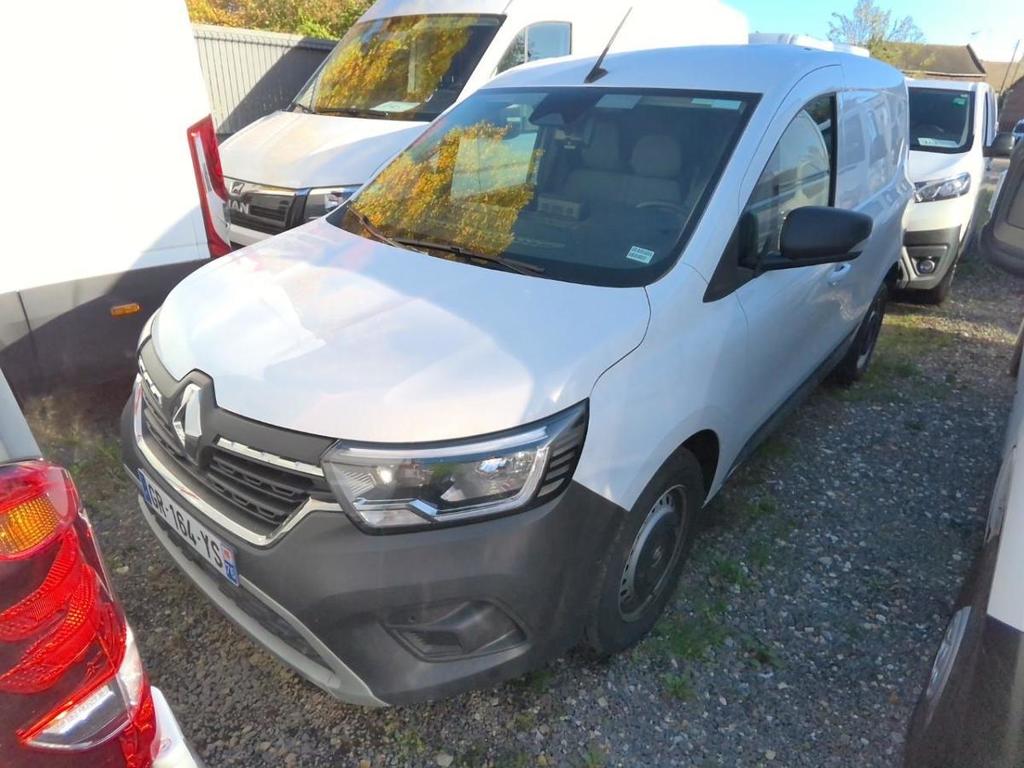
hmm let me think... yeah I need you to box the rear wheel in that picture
[831,281,888,386]
[585,450,703,655]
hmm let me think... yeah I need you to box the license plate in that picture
[137,468,239,586]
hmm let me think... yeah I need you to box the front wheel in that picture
[830,281,888,386]
[585,450,703,655]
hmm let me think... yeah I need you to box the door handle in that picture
[827,263,853,285]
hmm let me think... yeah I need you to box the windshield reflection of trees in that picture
[352,120,542,257]
[315,17,475,113]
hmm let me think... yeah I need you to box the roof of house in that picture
[881,42,986,80]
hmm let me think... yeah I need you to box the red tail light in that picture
[0,462,157,767]
[187,115,231,258]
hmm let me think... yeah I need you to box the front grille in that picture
[227,179,299,235]
[141,392,322,529]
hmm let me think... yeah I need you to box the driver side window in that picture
[740,97,834,266]
[496,22,571,74]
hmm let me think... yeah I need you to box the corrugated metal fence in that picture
[193,24,335,137]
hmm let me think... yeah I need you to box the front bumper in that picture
[152,687,203,768]
[121,387,621,705]
[899,225,963,290]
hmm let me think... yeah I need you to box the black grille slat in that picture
[140,396,317,530]
[208,452,313,505]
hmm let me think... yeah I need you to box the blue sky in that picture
[730,0,1024,62]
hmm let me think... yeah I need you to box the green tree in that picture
[186,0,372,39]
[827,0,924,63]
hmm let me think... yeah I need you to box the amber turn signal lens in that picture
[110,303,142,318]
[0,462,78,560]
[0,495,63,558]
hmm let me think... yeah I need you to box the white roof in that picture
[749,33,869,57]
[487,43,901,96]
[906,77,990,92]
[362,0,509,21]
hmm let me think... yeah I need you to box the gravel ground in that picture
[22,227,1024,767]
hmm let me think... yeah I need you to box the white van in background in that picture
[900,79,998,303]
[219,0,748,246]
[0,0,229,395]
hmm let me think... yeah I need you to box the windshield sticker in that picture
[691,98,744,110]
[917,137,960,148]
[597,94,642,110]
[372,100,419,113]
[626,246,655,264]
[952,96,967,107]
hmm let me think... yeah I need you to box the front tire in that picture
[585,450,703,655]
[831,281,888,386]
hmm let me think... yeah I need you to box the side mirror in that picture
[761,206,873,271]
[985,132,1015,159]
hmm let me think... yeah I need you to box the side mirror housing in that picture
[985,132,1015,159]
[760,206,873,271]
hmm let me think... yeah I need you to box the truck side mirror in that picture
[985,132,1015,159]
[759,206,873,272]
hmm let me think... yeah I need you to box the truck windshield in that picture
[293,14,503,122]
[330,87,756,287]
[909,88,974,153]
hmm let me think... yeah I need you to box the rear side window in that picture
[496,22,572,73]
[704,96,837,301]
[740,103,833,266]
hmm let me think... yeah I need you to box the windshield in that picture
[330,87,756,287]
[293,14,503,122]
[909,88,974,153]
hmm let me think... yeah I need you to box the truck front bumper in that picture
[121,389,622,706]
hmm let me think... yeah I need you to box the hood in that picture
[153,219,650,443]
[908,147,974,184]
[220,111,428,189]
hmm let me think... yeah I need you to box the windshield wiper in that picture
[392,238,545,276]
[315,106,371,118]
[348,208,400,248]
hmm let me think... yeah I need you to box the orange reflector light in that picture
[0,495,62,558]
[0,462,78,560]
[110,303,141,318]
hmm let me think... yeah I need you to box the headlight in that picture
[323,402,587,531]
[304,186,360,221]
[914,172,971,203]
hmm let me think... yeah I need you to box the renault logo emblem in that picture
[172,383,203,460]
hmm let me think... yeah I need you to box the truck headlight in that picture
[323,402,587,531]
[304,186,360,221]
[914,172,971,203]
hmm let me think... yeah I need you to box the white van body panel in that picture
[154,218,650,443]
[3,0,211,293]
[157,46,910,514]
[902,79,994,291]
[221,112,427,189]
[575,52,910,507]
[989,351,1024,632]
[221,0,748,243]
[906,149,980,232]
[748,33,869,57]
